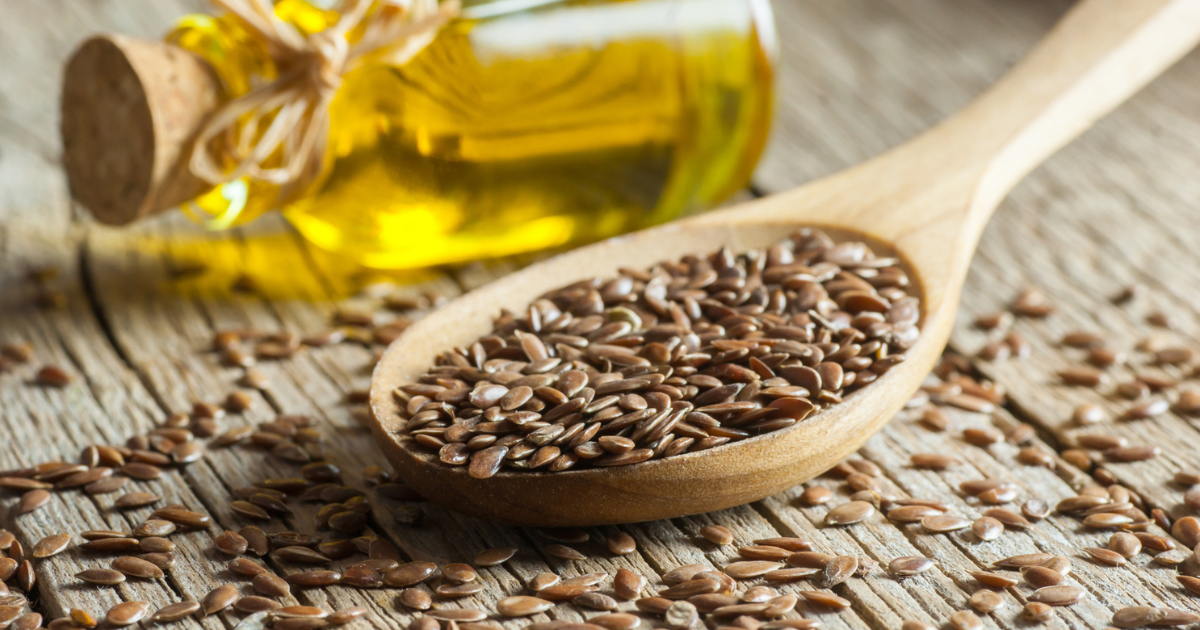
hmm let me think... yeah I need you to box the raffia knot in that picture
[188,0,458,210]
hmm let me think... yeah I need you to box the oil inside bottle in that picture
[171,0,775,269]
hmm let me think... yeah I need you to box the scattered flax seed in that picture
[921,514,971,533]
[1023,602,1054,622]
[969,590,1003,614]
[970,517,1002,541]
[888,557,933,577]
[969,571,1017,589]
[700,525,734,546]
[800,486,832,506]
[824,501,874,526]
[1084,547,1127,566]
[1112,607,1200,628]
[949,610,983,630]
[1125,399,1169,420]
[35,366,72,387]
[1011,289,1055,318]
[1058,367,1108,387]
[910,453,957,470]
[973,312,1012,331]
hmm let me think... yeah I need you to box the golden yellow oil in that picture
[170,0,775,269]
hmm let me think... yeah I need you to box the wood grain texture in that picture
[3,1,1200,629]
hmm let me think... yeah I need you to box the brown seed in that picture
[252,573,291,597]
[327,607,367,626]
[724,561,783,579]
[589,614,641,630]
[1023,601,1054,622]
[889,556,934,577]
[383,561,437,587]
[1059,367,1107,387]
[202,584,239,615]
[1110,532,1142,558]
[275,546,331,565]
[76,568,126,586]
[1112,606,1200,628]
[574,592,619,611]
[437,583,485,598]
[215,530,248,555]
[754,537,812,552]
[134,520,176,537]
[114,492,161,508]
[240,526,269,556]
[1084,547,1127,566]
[606,532,636,555]
[120,462,162,480]
[281,569,337,587]
[152,507,211,528]
[139,537,174,553]
[948,611,982,630]
[971,517,1003,541]
[700,524,734,545]
[36,365,73,387]
[969,590,1003,614]
[442,563,477,584]
[106,602,149,627]
[545,543,586,560]
[141,552,177,570]
[969,571,1017,589]
[824,501,874,526]
[1106,445,1161,462]
[474,547,516,566]
[613,568,645,600]
[340,563,383,588]
[817,556,857,587]
[32,533,69,558]
[234,596,283,614]
[799,486,832,505]
[111,556,164,579]
[993,553,1054,569]
[1020,566,1063,589]
[398,589,432,610]
[798,591,850,610]
[151,602,201,623]
[1029,585,1085,606]
[921,514,971,533]
[910,453,957,470]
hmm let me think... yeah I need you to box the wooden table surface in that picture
[5,0,1200,628]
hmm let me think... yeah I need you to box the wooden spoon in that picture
[370,0,1200,526]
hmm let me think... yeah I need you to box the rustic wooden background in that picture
[6,0,1200,628]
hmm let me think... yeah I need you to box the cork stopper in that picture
[61,34,222,226]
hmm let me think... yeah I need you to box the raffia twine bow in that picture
[189,0,459,206]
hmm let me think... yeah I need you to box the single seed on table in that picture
[11,613,40,630]
[31,533,69,558]
[84,537,141,553]
[75,569,126,586]
[575,592,619,611]
[141,552,176,570]
[398,589,431,611]
[817,556,857,588]
[1059,367,1107,387]
[921,514,971,533]
[201,584,239,616]
[340,563,382,588]
[970,571,1017,589]
[606,532,636,555]
[889,556,934,577]
[824,501,874,526]
[440,562,476,584]
[111,556,164,579]
[437,582,485,597]
[969,590,1004,614]
[134,520,176,537]
[383,561,437,587]
[114,492,161,508]
[800,486,832,506]
[755,536,812,551]
[739,545,792,561]
[545,543,586,560]
[949,610,983,630]
[1112,606,1200,628]
[139,536,174,553]
[234,597,282,614]
[275,546,331,564]
[1110,532,1142,558]
[743,586,778,603]
[285,570,341,588]
[700,524,734,545]
[993,553,1053,569]
[971,517,1003,541]
[326,608,366,627]
[984,508,1030,529]
[215,530,248,555]
[589,613,641,630]
[724,561,784,579]
[36,365,72,387]
[613,568,645,600]
[659,579,720,600]
[538,583,598,601]
[1106,445,1161,462]
[1021,566,1063,588]
[474,547,516,566]
[105,602,149,627]
[1042,556,1070,575]
[910,453,957,470]
[252,573,291,598]
[1029,585,1085,606]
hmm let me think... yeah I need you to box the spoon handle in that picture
[938,0,1200,238]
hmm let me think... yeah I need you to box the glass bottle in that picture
[169,0,776,269]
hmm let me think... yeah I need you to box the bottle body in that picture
[172,0,776,269]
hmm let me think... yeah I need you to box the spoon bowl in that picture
[371,0,1200,526]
